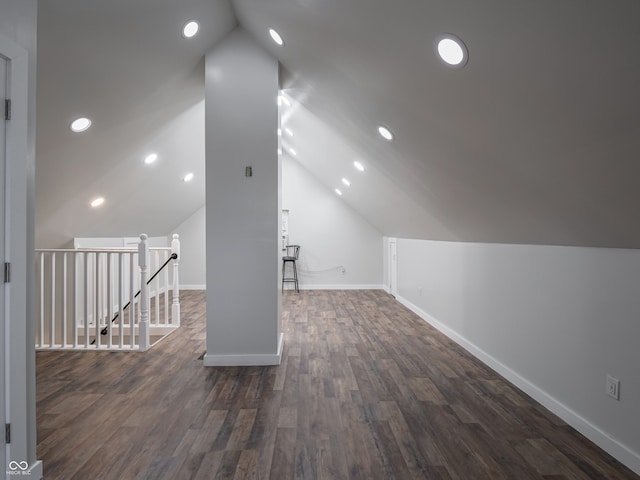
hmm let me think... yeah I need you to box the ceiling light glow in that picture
[278,94,291,107]
[285,128,294,137]
[335,189,343,196]
[288,148,297,157]
[435,34,468,67]
[277,128,282,136]
[183,173,194,182]
[182,21,199,38]
[70,117,92,133]
[377,125,394,141]
[90,197,105,208]
[353,161,365,172]
[269,28,284,46]
[144,153,158,165]
[342,178,351,187]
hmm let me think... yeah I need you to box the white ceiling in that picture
[36,0,640,248]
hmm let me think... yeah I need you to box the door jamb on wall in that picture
[0,31,43,478]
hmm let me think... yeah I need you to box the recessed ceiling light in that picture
[377,125,394,141]
[435,34,468,67]
[90,197,104,208]
[183,173,194,182]
[285,128,294,137]
[288,148,297,157]
[353,161,365,172]
[70,117,91,133]
[269,28,284,46]
[342,178,351,187]
[182,21,199,38]
[277,128,282,136]
[144,153,158,165]
[278,148,283,156]
[335,189,343,196]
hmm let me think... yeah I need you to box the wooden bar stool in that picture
[282,245,300,292]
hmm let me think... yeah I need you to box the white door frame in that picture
[1,50,7,478]
[0,31,42,477]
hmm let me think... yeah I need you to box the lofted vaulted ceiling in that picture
[36,0,640,248]
[36,0,236,247]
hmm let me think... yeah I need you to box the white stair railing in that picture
[35,233,181,351]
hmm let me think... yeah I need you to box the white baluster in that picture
[163,250,169,325]
[95,252,100,348]
[39,253,44,348]
[107,252,113,349]
[73,252,79,349]
[138,234,150,351]
[50,253,56,347]
[118,253,124,349]
[84,252,89,348]
[171,234,181,327]
[62,252,67,348]
[154,249,160,325]
[130,252,135,349]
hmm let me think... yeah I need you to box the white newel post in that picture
[171,233,181,326]
[138,234,150,351]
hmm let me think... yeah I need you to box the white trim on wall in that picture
[296,284,385,291]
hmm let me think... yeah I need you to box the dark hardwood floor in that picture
[36,290,639,479]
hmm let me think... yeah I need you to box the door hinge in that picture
[5,423,10,444]
[4,98,11,121]
[4,262,10,283]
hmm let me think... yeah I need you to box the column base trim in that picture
[203,333,284,366]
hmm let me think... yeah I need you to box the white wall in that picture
[162,149,386,291]
[282,155,383,289]
[161,147,386,292]
[0,0,41,476]
[169,206,206,289]
[395,238,640,474]
[204,28,281,366]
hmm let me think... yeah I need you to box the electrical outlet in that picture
[606,375,620,400]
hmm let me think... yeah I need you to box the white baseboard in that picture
[177,284,385,292]
[395,294,640,476]
[298,284,385,291]
[203,333,284,367]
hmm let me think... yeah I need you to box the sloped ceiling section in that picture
[36,0,236,247]
[236,0,640,248]
[37,0,640,249]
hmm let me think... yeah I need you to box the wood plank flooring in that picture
[36,289,639,479]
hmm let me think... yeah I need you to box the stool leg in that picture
[282,260,285,292]
[293,260,298,292]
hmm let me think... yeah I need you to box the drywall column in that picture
[204,29,282,366]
